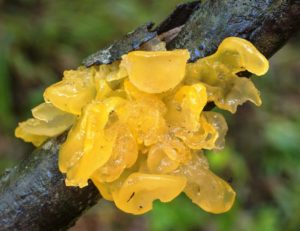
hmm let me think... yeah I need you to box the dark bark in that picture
[0,134,101,231]
[82,1,201,67]
[0,0,299,230]
[168,0,300,61]
[83,23,157,67]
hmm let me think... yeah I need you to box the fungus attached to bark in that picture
[15,37,269,215]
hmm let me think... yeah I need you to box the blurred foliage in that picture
[0,0,300,231]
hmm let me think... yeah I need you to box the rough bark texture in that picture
[0,0,299,230]
[169,0,300,61]
[0,134,101,231]
[83,23,157,67]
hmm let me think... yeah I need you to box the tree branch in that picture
[0,1,299,230]
[168,0,300,60]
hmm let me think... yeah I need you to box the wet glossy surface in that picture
[15,37,268,215]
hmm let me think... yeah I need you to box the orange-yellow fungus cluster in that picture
[15,37,269,215]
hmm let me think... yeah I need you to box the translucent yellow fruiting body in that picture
[113,173,186,214]
[186,37,268,113]
[15,103,75,146]
[44,68,96,115]
[174,152,236,214]
[121,50,190,93]
[15,37,269,215]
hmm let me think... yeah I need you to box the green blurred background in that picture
[0,1,300,230]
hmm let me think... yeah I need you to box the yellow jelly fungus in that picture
[44,68,96,115]
[32,103,68,122]
[176,153,236,214]
[218,37,269,76]
[166,83,207,132]
[113,173,186,215]
[117,83,167,146]
[186,37,269,113]
[121,50,190,93]
[58,112,86,173]
[15,103,75,146]
[97,61,128,82]
[15,37,269,215]
[15,126,48,147]
[94,78,112,101]
[93,122,138,183]
[147,144,180,174]
[65,101,116,187]
[203,111,228,150]
[174,114,218,150]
